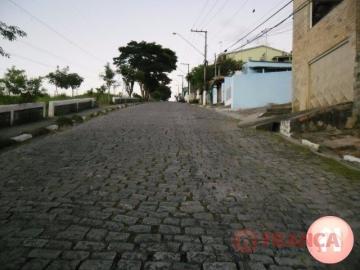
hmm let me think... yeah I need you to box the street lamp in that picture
[172,32,204,57]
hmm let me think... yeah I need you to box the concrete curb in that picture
[0,102,143,151]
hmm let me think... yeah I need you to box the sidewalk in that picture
[207,104,360,169]
[0,104,121,141]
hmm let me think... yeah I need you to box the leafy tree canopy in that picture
[100,63,116,91]
[113,41,177,100]
[0,66,46,102]
[47,67,83,96]
[188,58,243,91]
[0,21,27,58]
[151,84,172,101]
[0,66,27,95]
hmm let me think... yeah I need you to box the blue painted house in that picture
[220,61,292,110]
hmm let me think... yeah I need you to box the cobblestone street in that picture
[0,102,359,270]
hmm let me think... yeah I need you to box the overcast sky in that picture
[0,0,293,98]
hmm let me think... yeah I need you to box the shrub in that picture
[56,117,73,127]
[71,115,84,123]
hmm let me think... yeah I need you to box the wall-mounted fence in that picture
[0,103,46,128]
[48,98,96,118]
[112,97,140,104]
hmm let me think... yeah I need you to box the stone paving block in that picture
[121,251,148,261]
[144,262,172,270]
[46,259,80,270]
[86,228,107,241]
[23,239,48,248]
[113,215,139,225]
[91,251,117,260]
[187,252,216,263]
[106,232,129,242]
[117,260,142,270]
[134,234,161,243]
[107,242,135,252]
[74,241,106,251]
[203,262,237,270]
[56,225,89,240]
[61,250,90,260]
[46,240,72,250]
[128,225,152,233]
[159,225,181,234]
[78,259,113,270]
[152,252,181,262]
[21,258,49,270]
[27,249,61,259]
[172,262,201,270]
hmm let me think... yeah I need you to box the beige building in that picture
[224,45,290,63]
[292,0,360,115]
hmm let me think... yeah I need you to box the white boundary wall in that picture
[0,103,46,126]
[48,98,95,118]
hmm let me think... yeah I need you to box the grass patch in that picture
[318,156,360,181]
[273,133,360,181]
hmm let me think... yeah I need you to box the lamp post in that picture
[181,63,190,103]
[191,29,208,105]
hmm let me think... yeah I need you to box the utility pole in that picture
[181,63,190,103]
[191,29,207,105]
[178,75,184,98]
[214,53,217,78]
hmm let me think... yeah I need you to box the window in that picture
[311,0,343,26]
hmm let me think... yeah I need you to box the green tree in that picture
[22,77,46,102]
[0,21,27,57]
[100,63,116,96]
[67,72,83,97]
[118,64,137,97]
[0,66,27,95]
[0,66,46,102]
[188,58,243,91]
[95,85,107,94]
[47,67,70,95]
[47,67,83,96]
[151,84,171,101]
[113,41,177,100]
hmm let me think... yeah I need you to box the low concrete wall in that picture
[112,97,140,104]
[48,98,96,118]
[280,102,353,136]
[0,103,46,128]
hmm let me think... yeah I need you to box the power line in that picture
[224,0,293,52]
[18,40,94,72]
[191,0,212,29]
[229,0,310,52]
[7,0,105,63]
[210,0,249,43]
[196,0,220,29]
[8,52,56,69]
[200,0,230,29]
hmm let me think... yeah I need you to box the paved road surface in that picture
[0,103,359,270]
